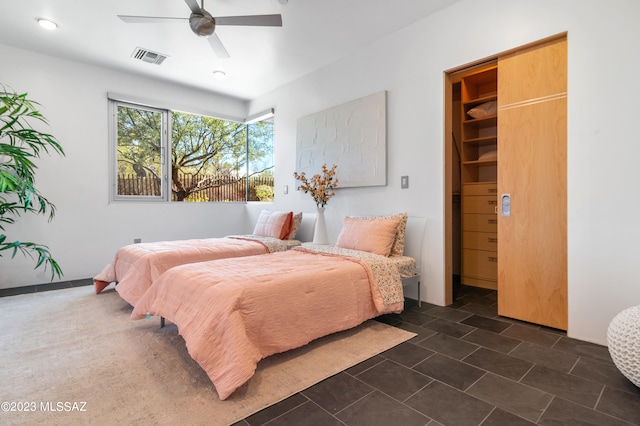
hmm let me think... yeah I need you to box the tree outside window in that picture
[116,105,163,197]
[113,101,274,202]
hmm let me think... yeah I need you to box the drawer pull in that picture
[488,256,498,262]
[488,219,498,225]
[487,238,498,243]
[488,200,498,205]
[488,188,497,193]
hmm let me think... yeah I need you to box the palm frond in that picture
[0,83,65,280]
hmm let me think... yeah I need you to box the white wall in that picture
[0,43,252,288]
[249,0,640,345]
[3,0,639,346]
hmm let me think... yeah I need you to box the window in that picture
[109,99,274,202]
[247,120,274,202]
[114,102,166,200]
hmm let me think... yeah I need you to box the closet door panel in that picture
[497,98,567,329]
[498,39,567,106]
[497,36,567,330]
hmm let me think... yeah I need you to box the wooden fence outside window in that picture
[117,174,274,202]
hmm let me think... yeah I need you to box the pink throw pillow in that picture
[253,210,293,239]
[335,216,401,256]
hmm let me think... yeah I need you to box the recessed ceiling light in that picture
[36,18,58,30]
[212,70,226,80]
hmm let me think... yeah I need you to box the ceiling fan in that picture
[117,0,283,58]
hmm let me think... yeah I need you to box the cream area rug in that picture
[0,286,415,426]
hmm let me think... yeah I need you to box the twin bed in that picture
[93,210,309,305]
[95,211,424,400]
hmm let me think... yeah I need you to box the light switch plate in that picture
[401,176,409,189]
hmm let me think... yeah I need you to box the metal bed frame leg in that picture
[402,274,422,308]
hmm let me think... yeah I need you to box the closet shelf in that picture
[463,136,497,145]
[463,159,497,166]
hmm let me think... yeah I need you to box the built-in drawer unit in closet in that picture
[461,182,498,289]
[460,65,498,290]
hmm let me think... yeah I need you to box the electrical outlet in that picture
[401,176,409,189]
[134,238,142,244]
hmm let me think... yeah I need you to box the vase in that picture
[313,207,329,244]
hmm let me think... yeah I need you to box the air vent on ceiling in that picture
[131,47,168,65]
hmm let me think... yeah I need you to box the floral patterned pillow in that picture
[287,212,303,240]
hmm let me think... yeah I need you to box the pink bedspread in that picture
[130,249,405,400]
[94,237,269,306]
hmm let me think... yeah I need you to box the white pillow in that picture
[478,149,497,161]
[467,101,497,119]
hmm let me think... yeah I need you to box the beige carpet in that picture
[0,286,415,426]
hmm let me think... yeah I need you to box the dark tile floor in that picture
[234,284,640,426]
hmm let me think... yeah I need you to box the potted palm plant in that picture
[0,84,65,280]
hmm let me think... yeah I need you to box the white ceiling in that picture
[0,0,461,100]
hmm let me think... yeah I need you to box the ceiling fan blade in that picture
[184,0,203,15]
[118,15,187,23]
[208,33,230,58]
[215,14,282,27]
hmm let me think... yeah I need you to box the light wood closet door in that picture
[497,37,567,330]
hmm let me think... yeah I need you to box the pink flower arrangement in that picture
[293,164,339,208]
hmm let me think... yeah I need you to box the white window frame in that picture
[108,93,275,204]
[108,99,170,202]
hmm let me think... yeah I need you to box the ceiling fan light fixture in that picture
[36,18,58,30]
[189,13,215,36]
[212,70,226,80]
[117,2,283,59]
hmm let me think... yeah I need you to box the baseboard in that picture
[0,278,93,298]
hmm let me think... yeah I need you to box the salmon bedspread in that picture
[94,237,292,306]
[130,248,406,400]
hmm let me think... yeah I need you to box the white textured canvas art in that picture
[296,91,387,188]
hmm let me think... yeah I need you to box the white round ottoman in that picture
[607,305,640,387]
